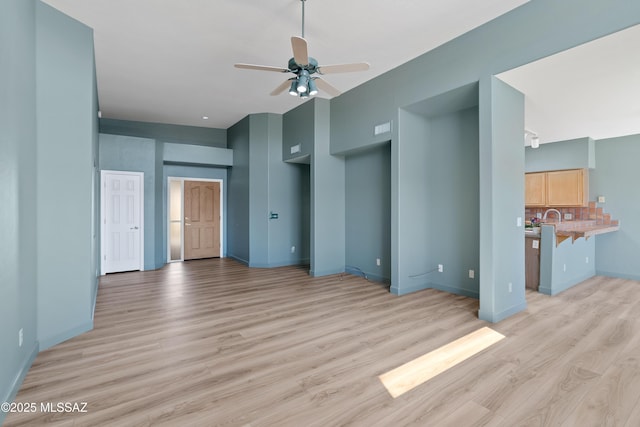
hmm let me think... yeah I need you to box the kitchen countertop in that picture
[524,229,541,238]
[536,220,619,245]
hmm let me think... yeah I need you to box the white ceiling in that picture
[41,0,529,129]
[498,24,640,145]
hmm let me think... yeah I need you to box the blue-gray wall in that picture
[100,118,227,148]
[0,2,99,421]
[283,100,314,163]
[539,225,596,295]
[345,143,391,283]
[228,113,309,267]
[525,137,595,172]
[311,99,346,276]
[478,77,526,322]
[265,115,309,267]
[426,107,480,297]
[36,1,98,350]
[0,0,39,418]
[591,134,640,280]
[392,100,481,297]
[99,134,161,270]
[227,117,251,263]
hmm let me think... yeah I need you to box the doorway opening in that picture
[167,177,224,262]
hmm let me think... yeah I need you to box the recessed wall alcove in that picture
[393,82,480,298]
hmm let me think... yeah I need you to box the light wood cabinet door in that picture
[525,172,547,207]
[546,169,587,207]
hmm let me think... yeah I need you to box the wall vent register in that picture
[374,121,392,136]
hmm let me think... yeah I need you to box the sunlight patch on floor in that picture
[379,327,506,398]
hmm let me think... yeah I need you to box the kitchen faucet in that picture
[542,208,562,222]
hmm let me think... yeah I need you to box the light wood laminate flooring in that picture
[5,258,640,426]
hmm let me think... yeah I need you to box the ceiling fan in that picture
[234,0,370,98]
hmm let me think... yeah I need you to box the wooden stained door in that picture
[184,180,221,260]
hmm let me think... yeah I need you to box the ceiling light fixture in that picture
[297,70,310,93]
[308,79,318,96]
[524,129,540,149]
[531,135,540,149]
[288,80,298,96]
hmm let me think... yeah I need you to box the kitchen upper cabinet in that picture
[546,169,588,207]
[525,172,547,207]
[525,168,588,207]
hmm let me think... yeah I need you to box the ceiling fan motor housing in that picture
[288,57,318,75]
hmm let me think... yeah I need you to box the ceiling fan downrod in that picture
[301,0,306,39]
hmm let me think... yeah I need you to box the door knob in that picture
[185,223,191,226]
[130,226,139,230]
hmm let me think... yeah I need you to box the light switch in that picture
[598,196,606,203]
[517,217,522,227]
[532,240,539,249]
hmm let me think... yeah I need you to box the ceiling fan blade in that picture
[270,79,293,96]
[234,63,290,73]
[291,36,309,66]
[314,78,341,97]
[317,62,370,74]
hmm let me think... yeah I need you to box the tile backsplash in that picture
[525,201,618,226]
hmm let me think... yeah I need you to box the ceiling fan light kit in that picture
[234,0,369,98]
[308,79,318,96]
[288,80,298,96]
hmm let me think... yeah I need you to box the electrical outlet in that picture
[376,258,381,266]
[517,217,522,227]
[508,282,512,293]
[469,269,474,279]
[598,196,605,203]
[564,213,572,220]
[18,328,23,347]
[438,264,443,273]
[290,246,296,253]
[536,213,542,219]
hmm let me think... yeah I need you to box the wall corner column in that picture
[478,75,527,322]
[310,98,345,276]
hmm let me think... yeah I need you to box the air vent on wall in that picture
[374,121,392,136]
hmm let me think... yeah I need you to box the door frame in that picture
[167,177,224,262]
[100,170,145,275]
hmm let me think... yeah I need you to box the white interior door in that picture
[101,171,144,274]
